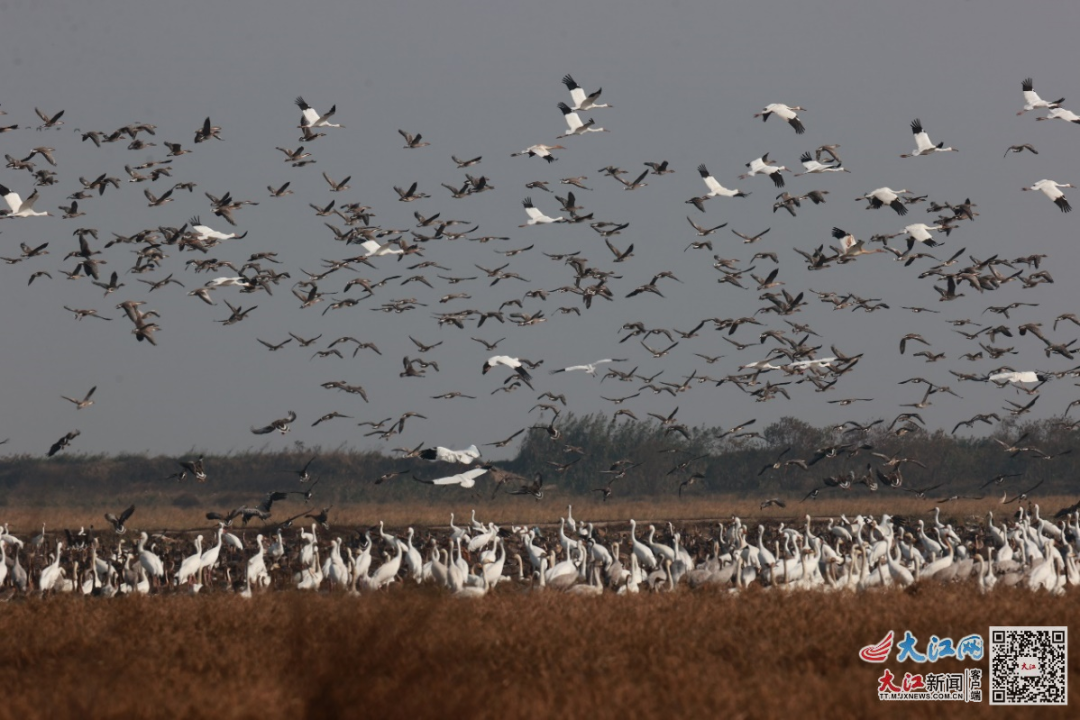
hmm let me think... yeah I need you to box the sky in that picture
[2,0,1080,459]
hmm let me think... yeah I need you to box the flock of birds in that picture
[3,501,1080,597]
[3,73,1080,573]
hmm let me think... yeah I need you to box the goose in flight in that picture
[509,473,547,499]
[739,153,788,188]
[520,197,565,226]
[251,411,298,435]
[104,504,135,534]
[61,386,96,409]
[452,155,482,168]
[1004,143,1038,157]
[561,74,611,110]
[398,129,430,148]
[1023,179,1074,212]
[178,455,207,482]
[295,96,342,128]
[697,165,749,198]
[35,107,65,130]
[1019,78,1064,115]
[394,182,429,202]
[687,216,727,236]
[193,117,223,143]
[412,465,489,488]
[0,183,50,217]
[47,429,80,457]
[753,104,805,133]
[483,355,534,386]
[557,103,609,138]
[550,359,627,376]
[419,444,482,464]
[901,119,957,157]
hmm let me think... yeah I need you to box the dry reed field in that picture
[0,584,1076,720]
[0,495,1077,719]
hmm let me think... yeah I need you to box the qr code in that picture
[990,626,1067,705]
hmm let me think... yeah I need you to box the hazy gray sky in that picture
[2,0,1080,458]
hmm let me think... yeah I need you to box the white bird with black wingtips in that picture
[519,197,565,226]
[419,444,482,464]
[483,355,534,386]
[1023,180,1074,213]
[0,183,50,217]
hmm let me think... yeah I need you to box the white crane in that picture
[899,223,944,249]
[901,119,957,157]
[511,144,564,163]
[629,519,658,570]
[556,103,609,138]
[295,96,343,128]
[482,355,533,384]
[38,542,66,593]
[754,104,806,134]
[697,164,750,198]
[739,153,789,188]
[795,151,847,176]
[988,370,1049,385]
[246,535,269,589]
[1036,107,1080,124]
[562,74,611,110]
[1018,78,1064,116]
[858,187,910,215]
[412,465,489,489]
[418,444,482,464]
[1023,179,1074,213]
[550,358,626,376]
[190,216,246,240]
[360,239,403,257]
[519,197,565,226]
[137,532,165,585]
[175,535,204,584]
[0,183,50,217]
[369,541,403,589]
[199,526,224,582]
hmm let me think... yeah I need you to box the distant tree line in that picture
[1,413,1077,506]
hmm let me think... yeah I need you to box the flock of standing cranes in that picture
[2,502,1079,596]
[2,70,1080,596]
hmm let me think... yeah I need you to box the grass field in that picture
[0,493,1039,536]
[0,583,1076,719]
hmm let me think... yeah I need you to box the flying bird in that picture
[412,466,489,489]
[754,104,806,133]
[61,386,97,409]
[1018,78,1063,115]
[550,359,627,376]
[251,411,298,435]
[1023,179,1074,213]
[901,119,957,157]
